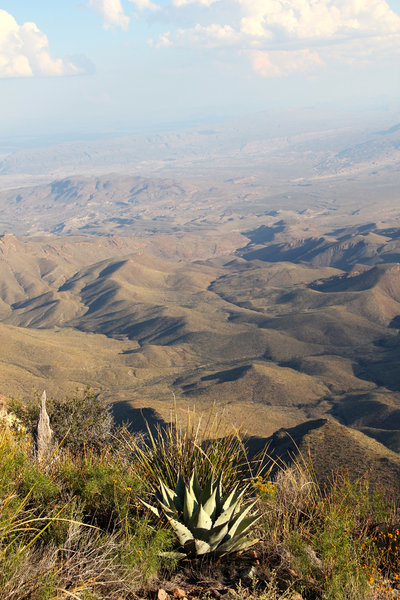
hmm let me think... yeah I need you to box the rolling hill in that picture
[250,418,400,495]
[0,221,399,447]
[0,113,399,480]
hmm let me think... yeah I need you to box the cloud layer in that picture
[88,0,159,30]
[237,0,400,41]
[148,0,400,77]
[88,0,131,30]
[248,48,323,78]
[0,9,84,78]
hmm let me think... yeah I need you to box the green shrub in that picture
[59,448,143,526]
[256,464,389,600]
[19,463,60,506]
[10,387,114,452]
[119,518,174,584]
[0,420,59,508]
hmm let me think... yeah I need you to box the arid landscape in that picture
[3,2,400,596]
[0,109,399,477]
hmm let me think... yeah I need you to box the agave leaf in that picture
[227,501,258,538]
[194,539,211,556]
[183,486,198,523]
[228,514,260,540]
[233,493,246,515]
[174,474,185,512]
[221,484,239,511]
[203,485,217,522]
[192,527,211,542]
[200,474,214,505]
[218,533,258,555]
[188,504,200,530]
[140,499,161,518]
[214,472,224,511]
[158,501,177,518]
[213,502,239,528]
[169,518,194,546]
[208,522,230,551]
[158,480,177,511]
[195,504,213,531]
[189,470,202,503]
[153,497,177,519]
[226,488,248,517]
[230,486,248,510]
[192,504,216,542]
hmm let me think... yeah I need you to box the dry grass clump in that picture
[0,526,140,600]
[119,405,249,492]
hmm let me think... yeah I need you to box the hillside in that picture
[0,115,399,467]
[251,418,400,495]
[0,221,399,443]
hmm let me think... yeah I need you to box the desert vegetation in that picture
[1,390,400,600]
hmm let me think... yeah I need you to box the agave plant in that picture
[144,470,259,557]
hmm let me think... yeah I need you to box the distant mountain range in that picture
[0,109,399,185]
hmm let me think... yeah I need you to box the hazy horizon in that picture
[1,1,400,141]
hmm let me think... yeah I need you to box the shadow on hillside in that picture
[390,315,400,329]
[244,419,327,462]
[112,402,168,435]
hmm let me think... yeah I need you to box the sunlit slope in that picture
[0,322,141,401]
[254,418,400,494]
[3,243,398,412]
[240,224,400,269]
[174,361,329,406]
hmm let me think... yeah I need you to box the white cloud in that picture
[173,0,218,6]
[149,22,238,48]
[128,0,160,11]
[177,23,239,45]
[237,0,400,42]
[247,48,324,77]
[0,9,84,78]
[88,0,130,30]
[149,31,173,47]
[156,0,400,76]
[87,0,159,29]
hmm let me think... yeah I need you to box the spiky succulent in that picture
[145,471,259,557]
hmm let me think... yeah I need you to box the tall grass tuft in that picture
[119,405,250,492]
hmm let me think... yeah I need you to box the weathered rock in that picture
[304,544,322,569]
[157,589,169,600]
[36,391,53,461]
[171,588,186,598]
[240,564,257,581]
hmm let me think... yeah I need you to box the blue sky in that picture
[1,1,400,139]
